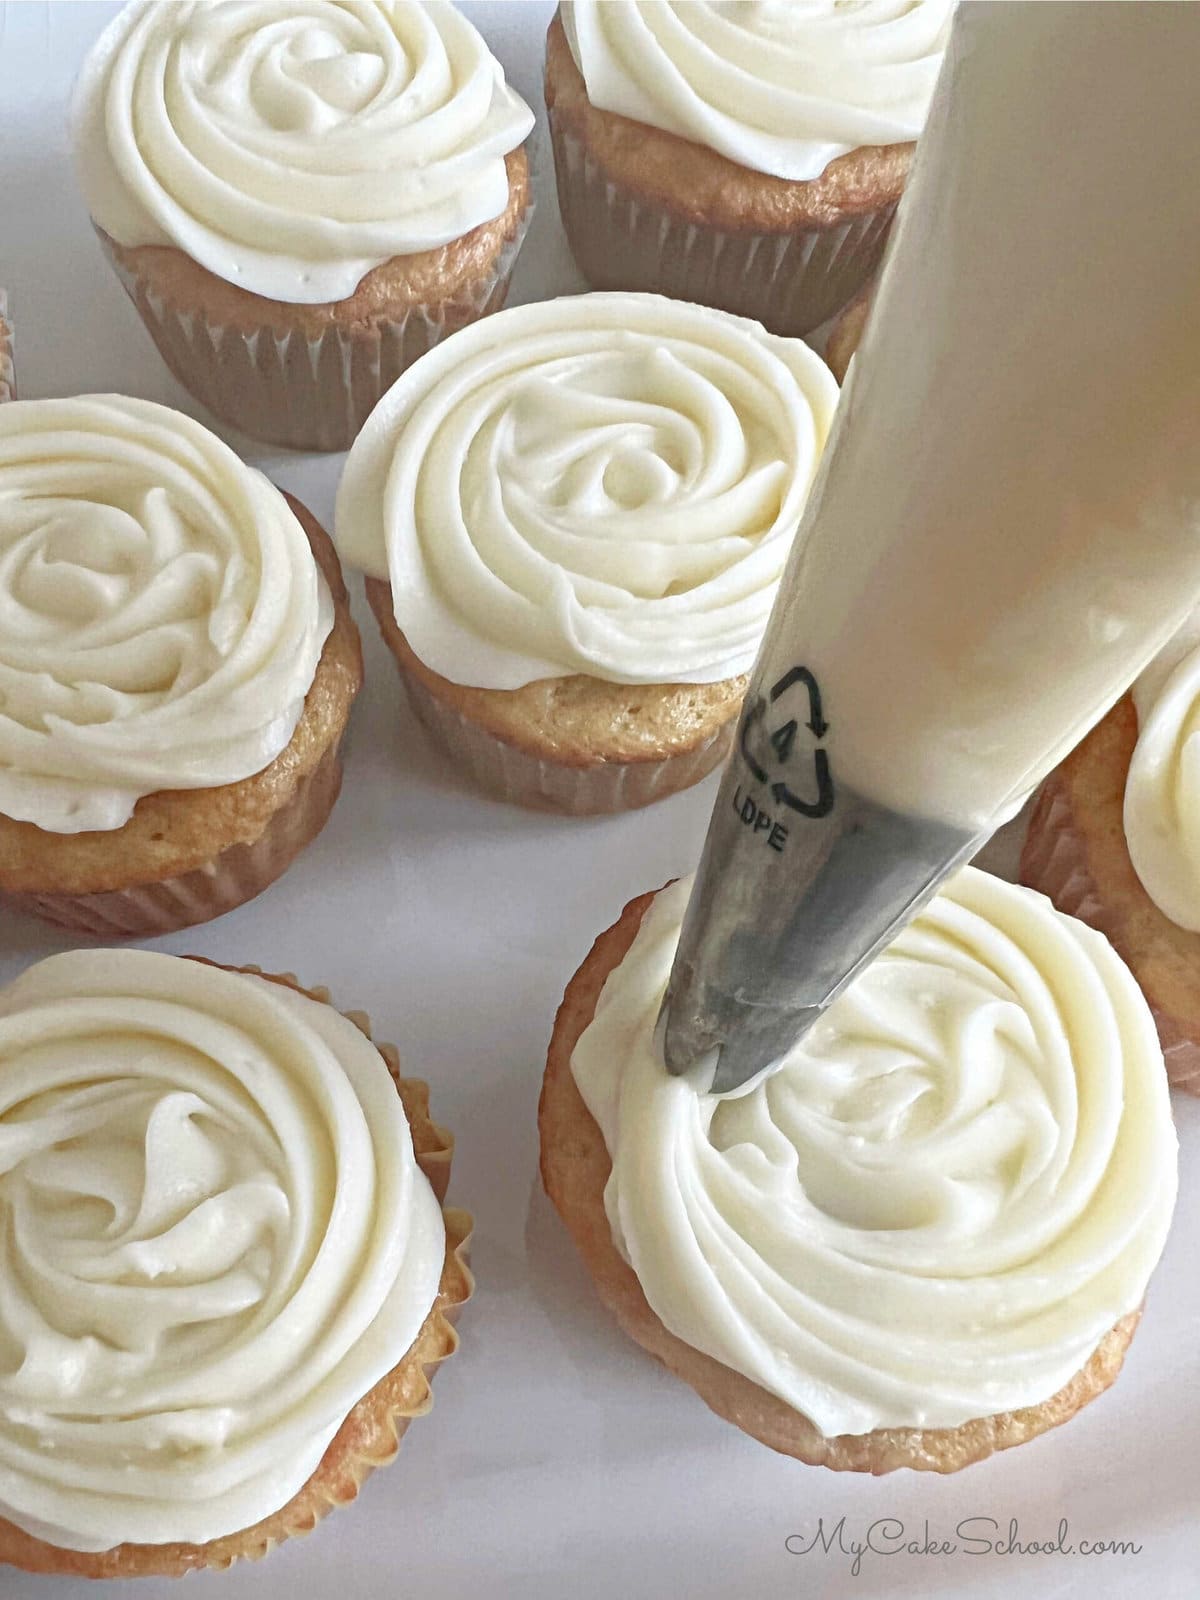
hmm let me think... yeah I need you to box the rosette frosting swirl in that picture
[561,0,954,182]
[0,950,445,1551]
[572,869,1176,1435]
[0,395,332,834]
[72,0,535,304]
[1125,613,1200,930]
[336,293,837,687]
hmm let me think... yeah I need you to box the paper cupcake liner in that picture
[99,210,531,452]
[549,112,896,338]
[1021,773,1200,1094]
[372,605,735,815]
[1,739,345,938]
[0,289,14,402]
[0,969,472,1580]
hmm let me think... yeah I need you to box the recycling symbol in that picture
[738,666,834,819]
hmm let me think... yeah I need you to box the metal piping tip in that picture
[661,678,983,1097]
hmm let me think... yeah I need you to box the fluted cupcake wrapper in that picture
[0,289,14,403]
[0,967,472,1580]
[392,645,734,816]
[1,739,345,938]
[99,212,532,452]
[1021,773,1200,1094]
[549,112,896,338]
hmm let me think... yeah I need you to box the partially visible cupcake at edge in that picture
[540,868,1178,1471]
[0,949,470,1579]
[71,0,535,451]
[547,0,952,336]
[0,291,14,402]
[0,395,361,936]
[335,291,837,814]
[1022,614,1200,1094]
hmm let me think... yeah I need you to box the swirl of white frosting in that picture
[336,293,837,687]
[1125,613,1200,930]
[0,395,332,835]
[572,869,1176,1436]
[0,950,445,1552]
[72,0,534,305]
[561,0,953,183]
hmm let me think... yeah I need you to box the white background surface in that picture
[1,4,1197,1597]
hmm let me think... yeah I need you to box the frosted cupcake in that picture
[0,290,13,402]
[541,869,1177,1472]
[1022,618,1200,1094]
[72,0,534,451]
[337,292,837,813]
[0,950,470,1578]
[0,395,361,936]
[547,1,952,337]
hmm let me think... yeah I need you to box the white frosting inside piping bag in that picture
[72,0,534,305]
[560,1,952,181]
[0,395,332,835]
[761,3,1200,833]
[572,870,1176,1437]
[0,951,445,1552]
[335,292,837,688]
[1125,614,1200,931]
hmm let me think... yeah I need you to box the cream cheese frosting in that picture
[1124,613,1200,931]
[560,0,953,182]
[336,292,837,688]
[0,950,445,1552]
[0,395,332,835]
[571,869,1176,1437]
[72,0,535,305]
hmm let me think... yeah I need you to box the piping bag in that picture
[660,1,1200,1094]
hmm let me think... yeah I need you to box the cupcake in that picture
[72,0,535,452]
[0,395,361,936]
[540,868,1177,1472]
[546,1,952,337]
[1022,618,1200,1094]
[336,292,837,814]
[0,290,14,402]
[0,949,470,1578]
